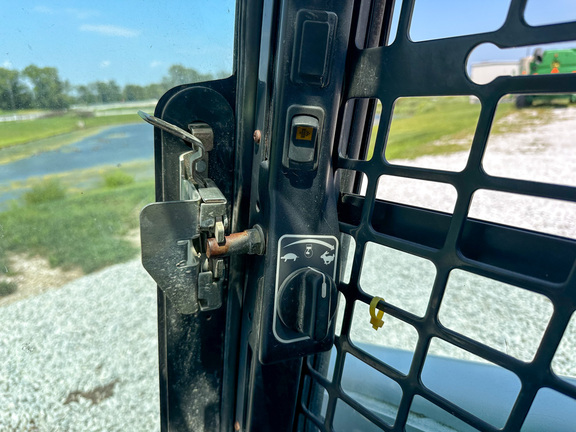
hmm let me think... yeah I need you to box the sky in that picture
[1,0,236,87]
[1,0,575,88]
[395,0,576,66]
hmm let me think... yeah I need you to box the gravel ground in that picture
[346,106,576,375]
[1,107,575,431]
[0,261,159,431]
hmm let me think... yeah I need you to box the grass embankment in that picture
[0,159,154,198]
[0,112,142,150]
[0,176,154,276]
[0,128,108,165]
[368,96,515,160]
[0,107,156,290]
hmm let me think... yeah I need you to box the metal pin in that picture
[206,225,265,258]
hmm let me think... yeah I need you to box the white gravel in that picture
[1,107,575,430]
[346,106,576,376]
[0,261,159,431]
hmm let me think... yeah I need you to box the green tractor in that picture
[516,48,576,108]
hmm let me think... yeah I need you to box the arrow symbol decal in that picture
[284,239,336,250]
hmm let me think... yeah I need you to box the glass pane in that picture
[333,399,383,432]
[407,396,480,432]
[483,92,576,189]
[552,313,576,381]
[339,98,381,161]
[468,42,576,84]
[360,242,436,317]
[525,0,576,26]
[439,270,553,362]
[376,176,458,213]
[468,190,576,240]
[521,388,576,431]
[0,1,235,430]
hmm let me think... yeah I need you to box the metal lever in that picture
[138,111,205,151]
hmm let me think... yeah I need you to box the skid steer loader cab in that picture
[139,1,576,431]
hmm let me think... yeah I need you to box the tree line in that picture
[0,64,227,111]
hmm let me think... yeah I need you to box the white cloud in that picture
[80,24,140,38]
[150,61,162,68]
[2,60,13,69]
[100,60,111,68]
[65,8,100,20]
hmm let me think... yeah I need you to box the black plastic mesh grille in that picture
[298,0,576,430]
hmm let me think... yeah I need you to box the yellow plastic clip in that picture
[369,296,385,331]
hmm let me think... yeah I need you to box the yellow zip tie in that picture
[369,296,385,331]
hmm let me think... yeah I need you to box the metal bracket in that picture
[140,178,229,313]
[140,200,202,314]
[139,114,266,314]
[140,116,227,313]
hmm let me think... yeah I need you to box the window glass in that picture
[0,1,235,430]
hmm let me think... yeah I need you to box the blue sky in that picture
[1,0,236,86]
[1,0,575,87]
[404,0,576,68]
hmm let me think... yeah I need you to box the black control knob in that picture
[277,267,337,341]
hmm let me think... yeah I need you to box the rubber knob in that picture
[277,267,337,341]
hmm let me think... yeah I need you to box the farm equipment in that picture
[516,48,576,107]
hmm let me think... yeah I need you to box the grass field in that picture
[0,111,142,150]
[0,159,154,199]
[367,96,516,160]
[0,98,553,291]
[0,179,154,275]
[0,107,156,286]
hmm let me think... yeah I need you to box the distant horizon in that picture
[0,62,229,90]
[1,1,235,87]
[0,61,231,88]
[2,1,574,87]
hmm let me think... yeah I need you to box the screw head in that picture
[253,130,261,144]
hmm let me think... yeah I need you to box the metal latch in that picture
[139,113,264,314]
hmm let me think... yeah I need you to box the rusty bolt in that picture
[206,225,265,258]
[253,130,261,144]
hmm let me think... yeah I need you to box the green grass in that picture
[367,97,515,160]
[0,281,18,297]
[96,103,155,113]
[0,180,154,274]
[0,160,154,203]
[0,111,141,150]
[490,105,556,135]
[103,170,135,188]
[0,107,155,280]
[23,179,67,205]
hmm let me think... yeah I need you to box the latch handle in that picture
[138,111,205,151]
